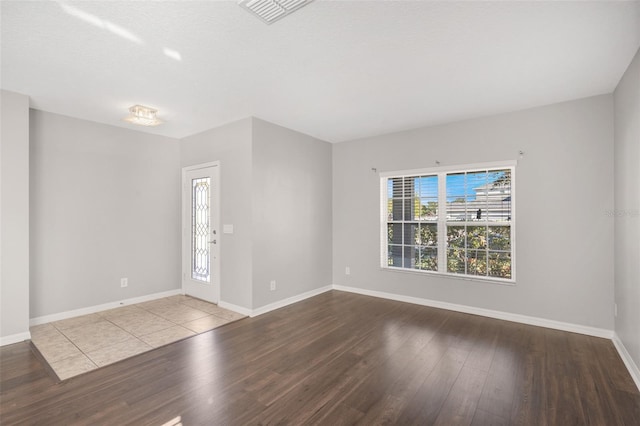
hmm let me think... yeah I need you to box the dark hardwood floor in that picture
[1,291,639,425]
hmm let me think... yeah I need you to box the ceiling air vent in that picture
[238,0,314,25]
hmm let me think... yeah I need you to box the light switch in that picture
[223,224,234,234]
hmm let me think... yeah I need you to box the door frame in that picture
[181,161,221,303]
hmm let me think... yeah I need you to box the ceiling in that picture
[2,1,639,143]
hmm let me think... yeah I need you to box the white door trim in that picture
[181,161,221,303]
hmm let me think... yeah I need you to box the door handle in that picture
[209,240,216,244]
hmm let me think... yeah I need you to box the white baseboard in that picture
[27,285,333,328]
[251,285,333,317]
[218,300,252,317]
[613,333,640,392]
[332,284,614,339]
[29,289,183,326]
[0,331,32,347]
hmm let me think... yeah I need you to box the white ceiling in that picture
[2,1,639,143]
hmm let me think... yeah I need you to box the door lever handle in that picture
[209,240,216,244]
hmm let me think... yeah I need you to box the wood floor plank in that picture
[471,408,511,426]
[509,325,549,426]
[1,290,638,425]
[395,345,470,424]
[350,315,451,425]
[475,322,522,420]
[433,364,488,426]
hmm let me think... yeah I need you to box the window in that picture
[386,175,439,271]
[381,162,515,282]
[192,177,211,282]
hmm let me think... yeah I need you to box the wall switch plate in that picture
[270,280,276,291]
[223,224,234,234]
[120,278,128,288]
[345,267,351,275]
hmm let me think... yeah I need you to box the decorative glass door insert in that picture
[192,177,211,282]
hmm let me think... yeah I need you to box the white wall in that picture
[614,47,640,369]
[251,118,332,309]
[333,95,615,330]
[180,118,254,309]
[0,90,30,344]
[30,110,181,318]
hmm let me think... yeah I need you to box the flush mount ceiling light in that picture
[123,104,163,126]
[238,0,314,25]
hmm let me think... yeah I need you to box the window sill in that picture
[381,266,516,286]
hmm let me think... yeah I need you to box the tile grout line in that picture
[57,314,141,360]
[48,322,99,369]
[31,295,246,380]
[39,322,99,380]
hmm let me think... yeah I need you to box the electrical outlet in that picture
[120,278,128,288]
[345,266,351,275]
[270,280,276,291]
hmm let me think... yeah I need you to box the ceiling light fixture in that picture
[238,0,314,25]
[124,104,163,126]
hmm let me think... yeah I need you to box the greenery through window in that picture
[382,164,514,281]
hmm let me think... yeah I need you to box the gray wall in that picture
[333,95,615,330]
[30,110,181,318]
[252,118,332,308]
[180,117,332,310]
[614,48,640,367]
[180,118,253,309]
[0,90,30,341]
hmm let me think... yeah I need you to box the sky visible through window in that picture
[387,171,505,201]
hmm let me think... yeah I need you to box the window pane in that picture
[418,176,438,220]
[446,173,467,221]
[417,175,438,198]
[418,223,437,246]
[488,226,510,250]
[388,245,403,267]
[446,170,511,223]
[390,198,404,221]
[487,169,511,222]
[390,177,404,198]
[414,246,421,269]
[389,177,409,221]
[469,171,486,218]
[447,225,465,248]
[403,198,414,221]
[408,197,421,221]
[418,246,438,271]
[467,250,487,276]
[388,223,402,245]
[467,226,487,250]
[419,198,438,220]
[403,245,417,269]
[447,248,465,274]
[489,252,511,278]
[404,223,419,245]
[398,177,415,221]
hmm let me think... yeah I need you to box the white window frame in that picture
[380,160,516,284]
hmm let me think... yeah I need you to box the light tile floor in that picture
[30,295,246,380]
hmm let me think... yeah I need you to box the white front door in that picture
[182,163,220,303]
